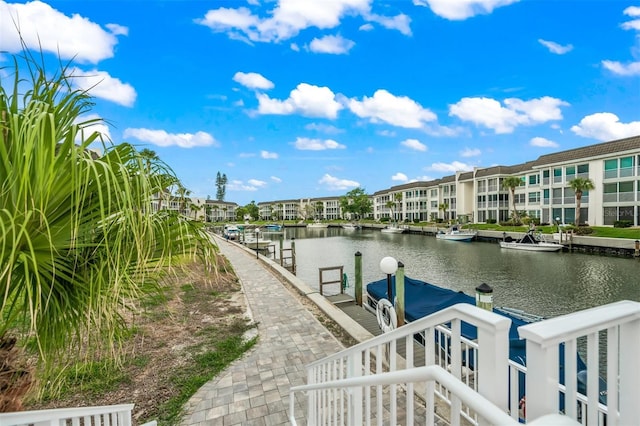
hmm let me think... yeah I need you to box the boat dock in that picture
[326,294,382,337]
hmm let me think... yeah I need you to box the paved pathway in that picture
[180,238,344,426]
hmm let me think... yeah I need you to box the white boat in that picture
[307,221,329,229]
[499,230,563,252]
[435,225,477,242]
[223,224,240,240]
[243,236,272,249]
[342,223,361,230]
[380,224,406,234]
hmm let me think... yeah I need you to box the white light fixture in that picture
[379,256,398,275]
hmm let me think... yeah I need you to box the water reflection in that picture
[270,227,640,318]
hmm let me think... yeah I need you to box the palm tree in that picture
[569,177,595,226]
[385,201,396,221]
[502,176,524,224]
[438,202,449,222]
[0,53,216,404]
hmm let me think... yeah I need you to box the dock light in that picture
[380,256,398,300]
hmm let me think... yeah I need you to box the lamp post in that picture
[379,256,398,301]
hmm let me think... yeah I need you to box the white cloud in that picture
[257,83,342,118]
[70,67,136,107]
[413,0,519,20]
[261,150,279,159]
[364,12,412,35]
[400,138,427,151]
[239,152,256,158]
[290,43,300,51]
[622,6,640,30]
[570,112,640,141]
[538,39,573,54]
[271,176,282,183]
[294,137,346,150]
[233,71,274,89]
[74,114,112,142]
[449,96,568,133]
[359,23,374,31]
[602,60,640,76]
[305,123,343,134]
[228,179,259,192]
[123,128,218,148]
[530,137,559,148]
[391,172,408,182]
[196,1,409,43]
[429,161,474,172]
[247,178,267,187]
[308,34,355,54]
[348,89,437,128]
[377,129,396,137]
[318,173,359,190]
[460,147,481,157]
[0,0,123,63]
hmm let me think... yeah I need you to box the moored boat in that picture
[435,225,477,242]
[364,275,607,411]
[342,223,361,230]
[263,223,283,231]
[307,220,329,229]
[380,224,406,234]
[499,230,563,252]
[223,224,240,240]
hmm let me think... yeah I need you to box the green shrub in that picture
[614,220,633,228]
[574,226,594,235]
[486,219,497,224]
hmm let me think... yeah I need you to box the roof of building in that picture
[533,134,640,167]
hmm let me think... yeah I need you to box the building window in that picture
[528,192,540,204]
[620,156,634,177]
[604,159,618,179]
[566,166,576,181]
[577,164,589,178]
[553,168,562,183]
[543,170,550,185]
[528,174,540,186]
[514,193,525,204]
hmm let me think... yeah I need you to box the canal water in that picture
[266,227,640,319]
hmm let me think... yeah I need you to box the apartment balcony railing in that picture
[477,202,487,208]
[488,201,498,208]
[528,200,540,205]
[552,197,563,204]
[620,192,636,202]
[563,197,575,204]
[543,178,550,185]
[553,176,563,184]
[577,172,589,179]
[543,198,550,205]
[604,170,618,179]
[620,166,634,178]
[499,201,509,207]
[488,185,498,192]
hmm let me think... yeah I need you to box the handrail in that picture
[305,303,510,368]
[290,365,516,425]
[518,300,640,346]
[0,404,135,425]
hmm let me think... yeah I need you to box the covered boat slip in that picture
[365,276,606,408]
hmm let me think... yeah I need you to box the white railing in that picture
[0,404,157,426]
[518,300,640,425]
[290,303,512,425]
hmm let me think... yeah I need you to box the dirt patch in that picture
[24,255,252,424]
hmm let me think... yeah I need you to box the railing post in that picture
[348,353,363,425]
[354,252,362,306]
[477,315,510,413]
[396,262,405,326]
[619,318,640,424]
[524,340,559,422]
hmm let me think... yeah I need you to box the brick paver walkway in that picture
[180,238,344,426]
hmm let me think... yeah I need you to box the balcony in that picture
[563,197,575,204]
[620,166,634,178]
[604,169,618,179]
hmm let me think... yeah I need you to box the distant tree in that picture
[204,204,212,222]
[245,201,259,221]
[235,206,248,221]
[302,204,314,220]
[314,202,324,220]
[215,172,227,201]
[385,201,395,221]
[569,178,595,226]
[438,202,449,221]
[212,205,220,221]
[502,176,524,224]
[175,184,191,215]
[339,187,372,220]
[394,193,403,221]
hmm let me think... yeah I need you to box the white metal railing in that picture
[0,404,157,426]
[291,303,512,425]
[518,300,640,425]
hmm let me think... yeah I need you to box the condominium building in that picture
[371,135,640,226]
[257,135,639,227]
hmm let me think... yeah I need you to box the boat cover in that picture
[366,276,606,406]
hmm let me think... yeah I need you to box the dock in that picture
[327,294,382,337]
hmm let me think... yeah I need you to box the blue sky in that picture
[1,0,639,206]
